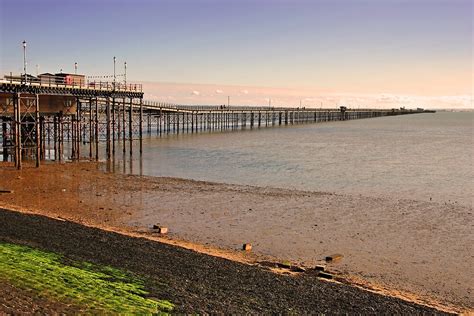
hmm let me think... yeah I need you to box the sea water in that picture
[112,111,473,207]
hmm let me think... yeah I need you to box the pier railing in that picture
[141,100,423,113]
[2,74,142,92]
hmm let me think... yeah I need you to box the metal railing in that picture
[1,73,142,92]
[141,100,424,113]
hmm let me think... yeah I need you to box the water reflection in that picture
[84,112,472,206]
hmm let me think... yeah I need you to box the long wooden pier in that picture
[0,76,431,169]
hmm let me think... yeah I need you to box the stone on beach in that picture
[325,254,343,262]
[318,271,333,279]
[315,265,326,271]
[242,243,252,251]
[153,224,168,234]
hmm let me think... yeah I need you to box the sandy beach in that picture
[0,161,472,313]
[0,208,450,314]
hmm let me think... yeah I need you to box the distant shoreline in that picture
[435,108,474,112]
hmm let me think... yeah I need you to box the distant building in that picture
[54,73,85,86]
[38,73,56,85]
[4,73,38,83]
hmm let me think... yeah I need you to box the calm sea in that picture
[110,111,473,207]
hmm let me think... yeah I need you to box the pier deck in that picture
[1,78,431,169]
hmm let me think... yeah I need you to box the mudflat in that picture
[0,161,472,313]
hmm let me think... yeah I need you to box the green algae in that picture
[0,242,174,313]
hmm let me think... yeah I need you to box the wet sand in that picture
[0,161,472,313]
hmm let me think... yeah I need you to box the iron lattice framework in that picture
[0,80,144,168]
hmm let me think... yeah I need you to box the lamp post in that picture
[124,61,127,88]
[74,62,78,74]
[22,40,27,83]
[113,56,116,90]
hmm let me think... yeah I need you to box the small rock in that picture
[317,271,333,279]
[153,225,168,234]
[242,243,252,251]
[0,189,13,194]
[279,261,292,269]
[314,265,325,271]
[325,254,343,262]
[158,227,168,234]
[291,265,306,273]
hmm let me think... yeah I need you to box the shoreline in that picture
[0,161,472,313]
[0,204,461,314]
[0,208,449,314]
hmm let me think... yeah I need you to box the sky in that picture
[0,0,472,108]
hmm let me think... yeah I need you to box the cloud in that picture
[376,94,394,102]
[140,81,471,109]
[147,93,159,100]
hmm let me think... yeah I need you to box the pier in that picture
[0,75,430,169]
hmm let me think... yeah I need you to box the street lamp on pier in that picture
[124,61,127,88]
[22,40,27,83]
[113,56,116,90]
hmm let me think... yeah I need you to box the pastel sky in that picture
[0,0,472,108]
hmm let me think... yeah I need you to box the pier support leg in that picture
[88,98,92,159]
[35,94,40,167]
[129,98,133,156]
[122,98,126,153]
[71,114,76,160]
[40,115,45,161]
[106,98,111,160]
[95,97,99,161]
[2,121,7,162]
[139,98,143,155]
[53,115,57,161]
[14,93,21,169]
[148,112,152,135]
[112,98,116,156]
[58,112,63,162]
[159,109,162,136]
[77,99,82,159]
